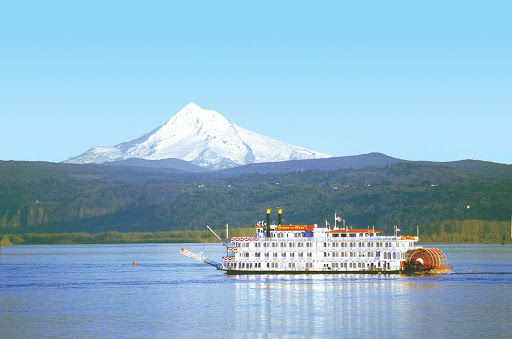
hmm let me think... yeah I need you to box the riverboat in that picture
[180,209,452,275]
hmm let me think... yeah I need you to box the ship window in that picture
[299,253,303,257]
[265,253,269,258]
[307,253,312,257]
[273,253,278,258]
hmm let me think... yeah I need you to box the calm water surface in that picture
[1,243,511,338]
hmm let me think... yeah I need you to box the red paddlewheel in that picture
[404,248,450,271]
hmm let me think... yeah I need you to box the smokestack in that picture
[278,209,282,226]
[266,209,271,238]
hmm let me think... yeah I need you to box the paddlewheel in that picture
[403,248,452,273]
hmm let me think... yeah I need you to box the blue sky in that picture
[1,1,511,164]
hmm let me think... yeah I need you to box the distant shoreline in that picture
[1,229,510,246]
[0,229,254,246]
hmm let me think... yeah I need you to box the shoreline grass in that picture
[1,230,511,246]
[0,228,255,245]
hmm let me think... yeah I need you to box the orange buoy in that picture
[133,261,136,266]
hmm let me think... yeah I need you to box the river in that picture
[1,243,511,338]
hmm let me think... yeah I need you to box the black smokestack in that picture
[266,209,271,238]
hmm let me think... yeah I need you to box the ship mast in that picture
[207,225,223,242]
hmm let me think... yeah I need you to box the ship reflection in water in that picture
[229,273,499,337]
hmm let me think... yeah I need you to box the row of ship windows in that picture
[237,251,404,259]
[227,262,391,269]
[237,242,411,248]
[272,232,305,238]
[227,262,313,269]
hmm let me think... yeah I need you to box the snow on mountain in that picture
[65,103,331,170]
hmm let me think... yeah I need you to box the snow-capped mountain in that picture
[65,103,331,170]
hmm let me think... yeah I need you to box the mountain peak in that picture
[184,102,201,110]
[65,103,331,169]
[164,103,231,135]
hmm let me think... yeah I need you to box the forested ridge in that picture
[1,159,511,243]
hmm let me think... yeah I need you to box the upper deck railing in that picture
[231,235,418,243]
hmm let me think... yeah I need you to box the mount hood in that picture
[65,103,331,170]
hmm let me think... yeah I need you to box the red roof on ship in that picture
[254,224,315,231]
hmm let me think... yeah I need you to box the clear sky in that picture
[1,1,511,164]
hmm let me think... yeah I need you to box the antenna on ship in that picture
[207,225,223,242]
[226,223,229,242]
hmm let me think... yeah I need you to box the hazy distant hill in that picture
[1,157,511,236]
[95,152,512,182]
[214,152,404,176]
[102,158,207,173]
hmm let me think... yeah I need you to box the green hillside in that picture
[1,159,511,243]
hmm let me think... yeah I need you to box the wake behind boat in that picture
[181,209,452,275]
